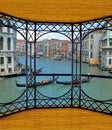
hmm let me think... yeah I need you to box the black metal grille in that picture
[81,90,112,114]
[0,13,112,118]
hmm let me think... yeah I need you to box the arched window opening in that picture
[7,27,10,34]
[7,21,11,33]
[7,38,11,50]
[0,20,3,32]
[0,57,4,64]
[0,37,3,50]
[0,27,2,32]
[109,58,111,65]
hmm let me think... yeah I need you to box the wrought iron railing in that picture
[0,13,112,118]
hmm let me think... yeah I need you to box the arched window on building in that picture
[0,37,3,50]
[7,21,11,33]
[7,38,11,50]
[7,27,10,34]
[0,26,2,32]
[0,20,3,32]
[109,58,111,65]
[0,57,4,64]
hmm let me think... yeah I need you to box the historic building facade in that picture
[0,19,18,75]
[82,30,102,65]
[101,24,112,69]
[17,38,71,59]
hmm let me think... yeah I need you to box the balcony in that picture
[102,45,112,49]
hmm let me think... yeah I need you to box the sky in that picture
[17,32,69,41]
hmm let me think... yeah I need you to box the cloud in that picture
[39,33,69,40]
[17,32,24,39]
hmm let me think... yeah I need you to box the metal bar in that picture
[34,23,37,108]
[30,42,32,74]
[79,23,82,107]
[75,41,78,76]
[25,22,28,109]
[19,72,112,79]
[71,24,74,107]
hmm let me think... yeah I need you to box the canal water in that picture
[0,56,112,103]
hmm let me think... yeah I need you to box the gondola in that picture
[33,67,43,74]
[108,70,112,74]
[16,76,58,87]
[56,77,91,85]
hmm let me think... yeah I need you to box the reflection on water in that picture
[0,57,112,103]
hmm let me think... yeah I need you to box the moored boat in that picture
[33,67,43,74]
[108,69,112,74]
[56,77,91,85]
[16,76,58,87]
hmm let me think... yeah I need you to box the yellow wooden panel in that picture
[0,108,112,130]
[0,0,112,23]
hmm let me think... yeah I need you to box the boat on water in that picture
[16,76,58,87]
[108,68,112,74]
[109,71,112,74]
[33,67,43,74]
[52,54,62,61]
[54,57,62,61]
[56,77,91,85]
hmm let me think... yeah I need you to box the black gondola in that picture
[56,77,91,85]
[16,76,58,87]
[33,67,42,74]
[108,69,112,74]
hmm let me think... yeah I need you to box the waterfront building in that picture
[101,23,112,69]
[44,39,55,57]
[43,39,71,58]
[17,39,26,55]
[17,38,71,58]
[82,30,102,65]
[36,41,44,56]
[73,39,80,61]
[17,39,34,56]
[0,19,19,75]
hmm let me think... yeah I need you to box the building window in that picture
[0,37,3,50]
[110,31,112,37]
[90,44,93,50]
[0,57,4,64]
[109,59,111,65]
[90,52,93,58]
[8,68,12,73]
[8,57,11,64]
[103,31,107,37]
[0,20,3,32]
[109,39,112,45]
[7,21,11,33]
[7,38,11,50]
[102,39,107,47]
[1,69,5,74]
[109,50,112,56]
[0,27,2,32]
[7,27,10,34]
[91,34,93,39]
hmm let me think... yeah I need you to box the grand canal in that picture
[0,56,112,103]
